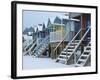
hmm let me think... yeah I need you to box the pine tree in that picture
[54,16,61,24]
[32,27,35,39]
[47,18,51,28]
[42,23,46,31]
[36,27,38,32]
[29,26,35,32]
[32,27,35,33]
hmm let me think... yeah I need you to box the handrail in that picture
[25,41,36,55]
[69,28,82,44]
[64,28,82,50]
[53,28,82,53]
[34,35,49,52]
[53,31,69,52]
[80,28,90,43]
[76,40,91,64]
[23,40,30,48]
[24,39,36,51]
[67,28,91,61]
[38,36,49,46]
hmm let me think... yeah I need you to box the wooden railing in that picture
[65,28,82,49]
[66,28,91,63]
[53,32,68,52]
[51,31,69,58]
[52,28,82,59]
[24,39,36,51]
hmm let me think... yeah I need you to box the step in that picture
[64,44,76,50]
[61,51,67,54]
[70,43,78,46]
[67,49,74,52]
[57,58,66,62]
[61,51,72,55]
[75,64,83,67]
[68,46,75,49]
[59,55,66,58]
[59,54,70,58]
[87,37,91,39]
[74,40,80,43]
[81,54,89,57]
[86,47,91,50]
[66,52,72,55]
[77,61,84,65]
[85,50,91,53]
[80,56,87,59]
[86,48,91,50]
[78,59,87,62]
[59,55,67,59]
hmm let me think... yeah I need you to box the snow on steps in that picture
[75,42,91,67]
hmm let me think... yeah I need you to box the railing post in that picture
[65,28,82,64]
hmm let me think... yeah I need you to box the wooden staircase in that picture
[23,39,32,51]
[75,42,91,67]
[56,28,91,65]
[56,40,80,64]
[33,36,50,57]
[23,39,36,55]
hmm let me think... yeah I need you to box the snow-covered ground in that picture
[23,56,75,70]
[23,34,33,41]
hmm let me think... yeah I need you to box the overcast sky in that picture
[23,10,68,31]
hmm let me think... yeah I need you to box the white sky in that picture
[23,10,68,31]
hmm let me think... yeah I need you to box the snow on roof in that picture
[37,24,43,31]
[34,26,37,32]
[57,15,69,20]
[23,34,32,40]
[58,16,80,22]
[57,15,80,22]
[53,23,65,26]
[69,18,80,21]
